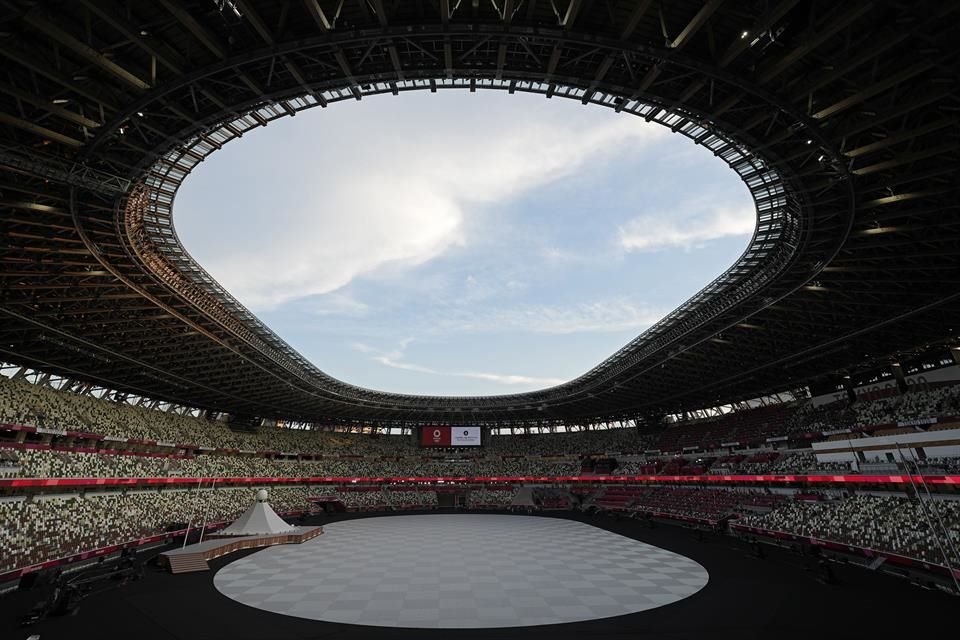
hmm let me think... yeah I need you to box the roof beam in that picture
[844,117,959,158]
[236,71,269,100]
[789,33,910,100]
[371,0,389,27]
[582,55,615,103]
[23,12,150,92]
[811,61,935,121]
[237,1,327,98]
[676,78,706,103]
[0,111,85,148]
[334,50,361,96]
[77,0,186,74]
[387,44,405,80]
[303,0,333,31]
[0,44,119,112]
[757,2,874,84]
[860,190,949,208]
[637,61,661,92]
[158,0,228,59]
[0,150,130,194]
[718,0,801,67]
[0,80,102,129]
[620,0,654,40]
[501,0,515,24]
[796,2,959,97]
[600,0,659,103]
[237,0,275,44]
[76,3,230,122]
[162,100,202,129]
[282,60,327,105]
[639,0,723,97]
[366,1,404,79]
[851,143,960,176]
[561,0,582,28]
[669,0,725,50]
[301,2,356,95]
[840,87,956,138]
[443,39,453,77]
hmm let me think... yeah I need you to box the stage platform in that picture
[214,515,707,628]
[159,526,323,574]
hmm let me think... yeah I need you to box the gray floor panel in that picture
[214,514,709,629]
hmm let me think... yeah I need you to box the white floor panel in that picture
[214,514,709,629]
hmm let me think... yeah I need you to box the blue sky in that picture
[175,91,754,396]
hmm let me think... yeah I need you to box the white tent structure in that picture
[218,489,297,536]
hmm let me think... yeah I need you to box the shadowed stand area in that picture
[2,511,955,640]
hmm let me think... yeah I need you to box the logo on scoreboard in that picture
[420,425,479,447]
[451,426,480,446]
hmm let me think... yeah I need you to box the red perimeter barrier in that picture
[0,474,958,489]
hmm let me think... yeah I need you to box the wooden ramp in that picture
[159,526,323,574]
[165,553,210,574]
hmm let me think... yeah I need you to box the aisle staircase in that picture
[512,486,535,507]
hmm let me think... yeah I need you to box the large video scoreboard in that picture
[419,426,482,447]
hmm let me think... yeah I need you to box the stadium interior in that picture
[1,0,959,638]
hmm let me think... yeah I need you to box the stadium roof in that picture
[1,0,958,426]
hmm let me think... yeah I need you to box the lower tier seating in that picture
[739,495,960,566]
[0,486,313,574]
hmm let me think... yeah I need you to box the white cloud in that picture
[459,371,566,386]
[374,355,435,374]
[177,92,668,311]
[351,341,565,388]
[445,299,667,334]
[197,175,466,310]
[301,292,370,316]
[350,342,377,354]
[618,204,754,252]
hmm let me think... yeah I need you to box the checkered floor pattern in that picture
[213,514,709,628]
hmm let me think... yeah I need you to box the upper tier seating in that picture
[0,446,582,479]
[2,375,960,485]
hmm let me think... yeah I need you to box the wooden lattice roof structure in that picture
[1,0,958,426]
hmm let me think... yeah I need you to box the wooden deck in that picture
[159,526,323,574]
